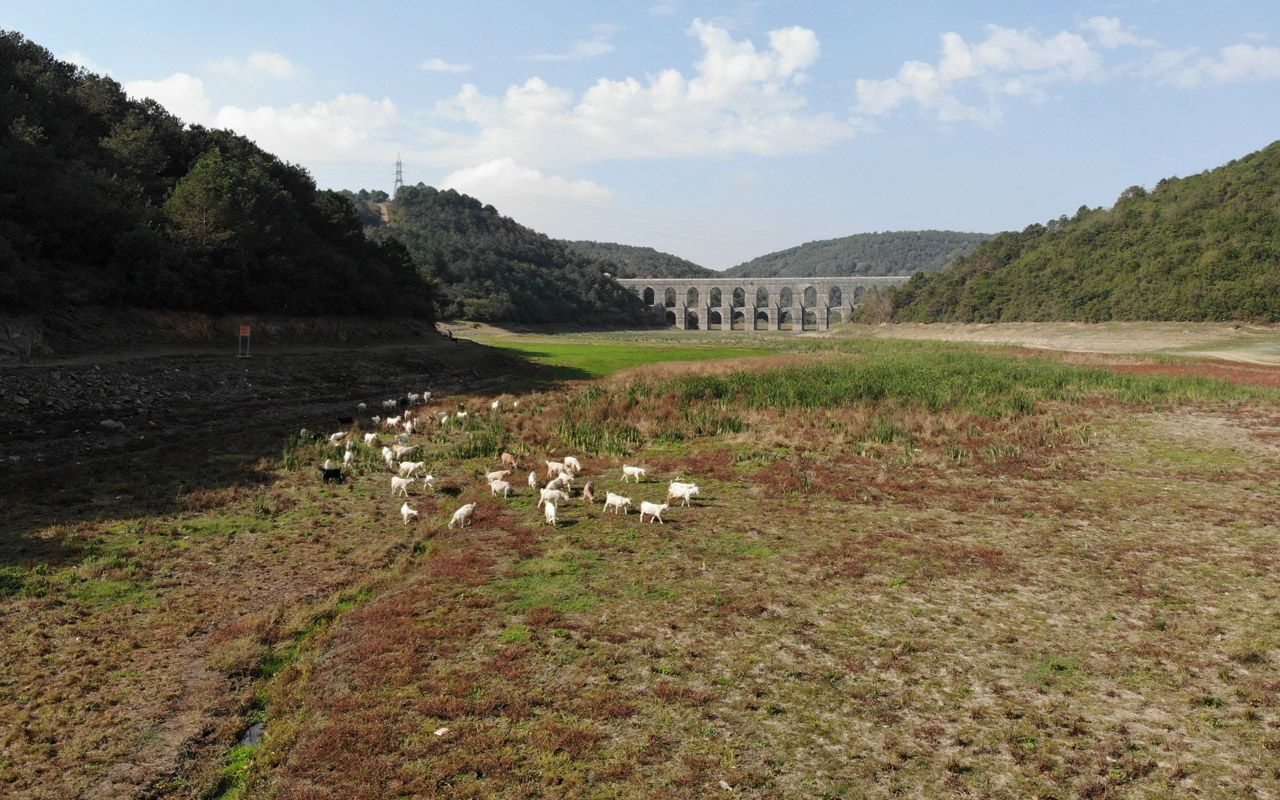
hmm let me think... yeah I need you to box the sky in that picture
[7,1,1280,268]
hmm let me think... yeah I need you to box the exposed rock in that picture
[100,419,125,431]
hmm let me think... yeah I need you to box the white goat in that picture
[501,452,519,469]
[398,460,425,477]
[323,458,333,470]
[485,469,511,483]
[328,432,346,445]
[422,474,436,490]
[527,471,538,489]
[582,481,595,504]
[391,476,413,497]
[356,402,367,412]
[538,488,570,509]
[546,473,573,492]
[544,501,558,526]
[299,428,309,439]
[455,410,468,421]
[401,502,419,525]
[342,450,354,466]
[382,399,397,410]
[434,411,449,424]
[546,460,566,478]
[639,501,668,524]
[490,479,512,498]
[403,419,415,434]
[667,481,701,507]
[490,399,501,411]
[392,444,416,459]
[449,503,476,529]
[621,465,646,483]
[407,392,420,405]
[381,446,395,467]
[603,493,631,514]
[563,456,582,473]
[363,433,379,446]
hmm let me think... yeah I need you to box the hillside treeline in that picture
[725,230,991,278]
[371,185,650,325]
[0,32,433,318]
[886,141,1280,322]
[560,241,717,279]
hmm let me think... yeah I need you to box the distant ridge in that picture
[724,231,992,278]
[561,241,717,279]
[886,140,1280,322]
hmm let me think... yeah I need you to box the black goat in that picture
[320,467,345,484]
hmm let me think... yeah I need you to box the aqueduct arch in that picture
[616,275,909,332]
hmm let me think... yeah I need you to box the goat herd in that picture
[304,391,702,532]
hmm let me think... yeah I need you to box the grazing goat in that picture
[544,501,558,526]
[398,460,425,477]
[383,399,398,410]
[527,471,538,489]
[381,446,395,467]
[391,476,413,497]
[545,460,566,478]
[563,456,582,473]
[603,493,631,514]
[485,469,511,483]
[320,467,344,484]
[490,479,512,498]
[392,444,416,459]
[342,450,354,466]
[538,488,570,509]
[422,474,436,490]
[407,392,420,405]
[546,473,573,492]
[639,501,668,524]
[403,420,415,434]
[621,465,646,483]
[667,482,700,507]
[363,433,379,446]
[401,502,419,525]
[582,481,595,504]
[490,399,501,411]
[449,503,476,529]
[328,432,346,445]
[501,452,519,469]
[357,402,367,412]
[423,391,432,402]
[434,411,449,424]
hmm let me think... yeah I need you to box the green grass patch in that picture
[483,340,769,377]
[493,548,600,613]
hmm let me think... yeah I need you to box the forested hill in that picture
[370,185,649,325]
[0,32,433,318]
[724,231,991,278]
[561,241,717,279]
[886,141,1280,323]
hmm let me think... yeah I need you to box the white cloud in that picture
[208,51,299,80]
[61,50,110,76]
[213,94,401,163]
[1164,43,1280,87]
[1080,16,1155,50]
[530,24,619,63]
[431,19,851,169]
[855,24,1103,126]
[442,158,612,206]
[123,73,212,123]
[420,57,472,73]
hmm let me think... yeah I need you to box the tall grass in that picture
[653,343,1271,417]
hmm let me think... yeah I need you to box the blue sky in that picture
[7,1,1280,268]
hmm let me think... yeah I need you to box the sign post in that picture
[238,324,252,358]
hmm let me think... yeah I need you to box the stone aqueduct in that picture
[615,276,909,331]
